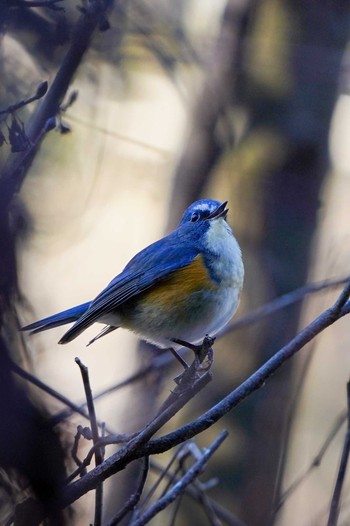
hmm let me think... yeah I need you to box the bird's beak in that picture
[208,201,228,220]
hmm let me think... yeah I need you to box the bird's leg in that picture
[172,335,215,371]
[168,347,189,369]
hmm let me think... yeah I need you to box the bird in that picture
[21,199,244,356]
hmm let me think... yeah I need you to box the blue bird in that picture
[21,200,244,352]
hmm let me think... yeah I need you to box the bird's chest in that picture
[203,222,244,288]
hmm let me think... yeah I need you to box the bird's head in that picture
[179,199,228,226]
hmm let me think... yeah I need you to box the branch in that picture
[55,368,211,510]
[223,274,350,335]
[132,430,228,526]
[145,291,350,456]
[54,283,350,510]
[16,276,349,425]
[75,358,104,526]
[273,411,346,514]
[1,0,111,207]
[106,456,149,526]
[50,352,171,425]
[0,82,48,116]
[151,459,248,526]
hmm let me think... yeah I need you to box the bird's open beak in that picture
[207,201,228,220]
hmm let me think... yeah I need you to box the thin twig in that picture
[273,411,346,513]
[132,430,228,526]
[150,460,247,526]
[57,370,211,509]
[106,457,149,526]
[71,425,91,477]
[223,275,350,336]
[0,82,48,116]
[51,353,171,425]
[191,478,223,526]
[75,358,103,526]
[11,361,94,423]
[333,281,350,313]
[327,381,350,526]
[140,443,189,512]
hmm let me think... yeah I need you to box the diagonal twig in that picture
[0,82,48,116]
[76,358,104,526]
[273,410,346,514]
[131,430,228,526]
[106,456,149,526]
[223,275,350,335]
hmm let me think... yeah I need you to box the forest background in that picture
[1,1,350,525]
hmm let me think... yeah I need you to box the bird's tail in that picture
[21,302,90,335]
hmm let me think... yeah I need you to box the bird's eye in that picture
[190,211,200,222]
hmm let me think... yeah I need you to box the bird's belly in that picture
[116,284,240,348]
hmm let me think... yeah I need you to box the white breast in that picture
[204,218,244,288]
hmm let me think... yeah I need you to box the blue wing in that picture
[59,229,200,343]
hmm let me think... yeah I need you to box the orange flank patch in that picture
[141,255,214,307]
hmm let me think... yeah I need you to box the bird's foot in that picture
[171,335,215,385]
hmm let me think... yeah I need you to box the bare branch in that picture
[75,358,104,526]
[132,430,228,526]
[223,274,350,335]
[273,411,346,514]
[11,360,94,423]
[151,459,248,526]
[45,283,350,513]
[145,286,350,454]
[1,0,111,207]
[106,456,149,526]
[0,82,48,116]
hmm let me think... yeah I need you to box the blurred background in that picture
[1,0,350,525]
